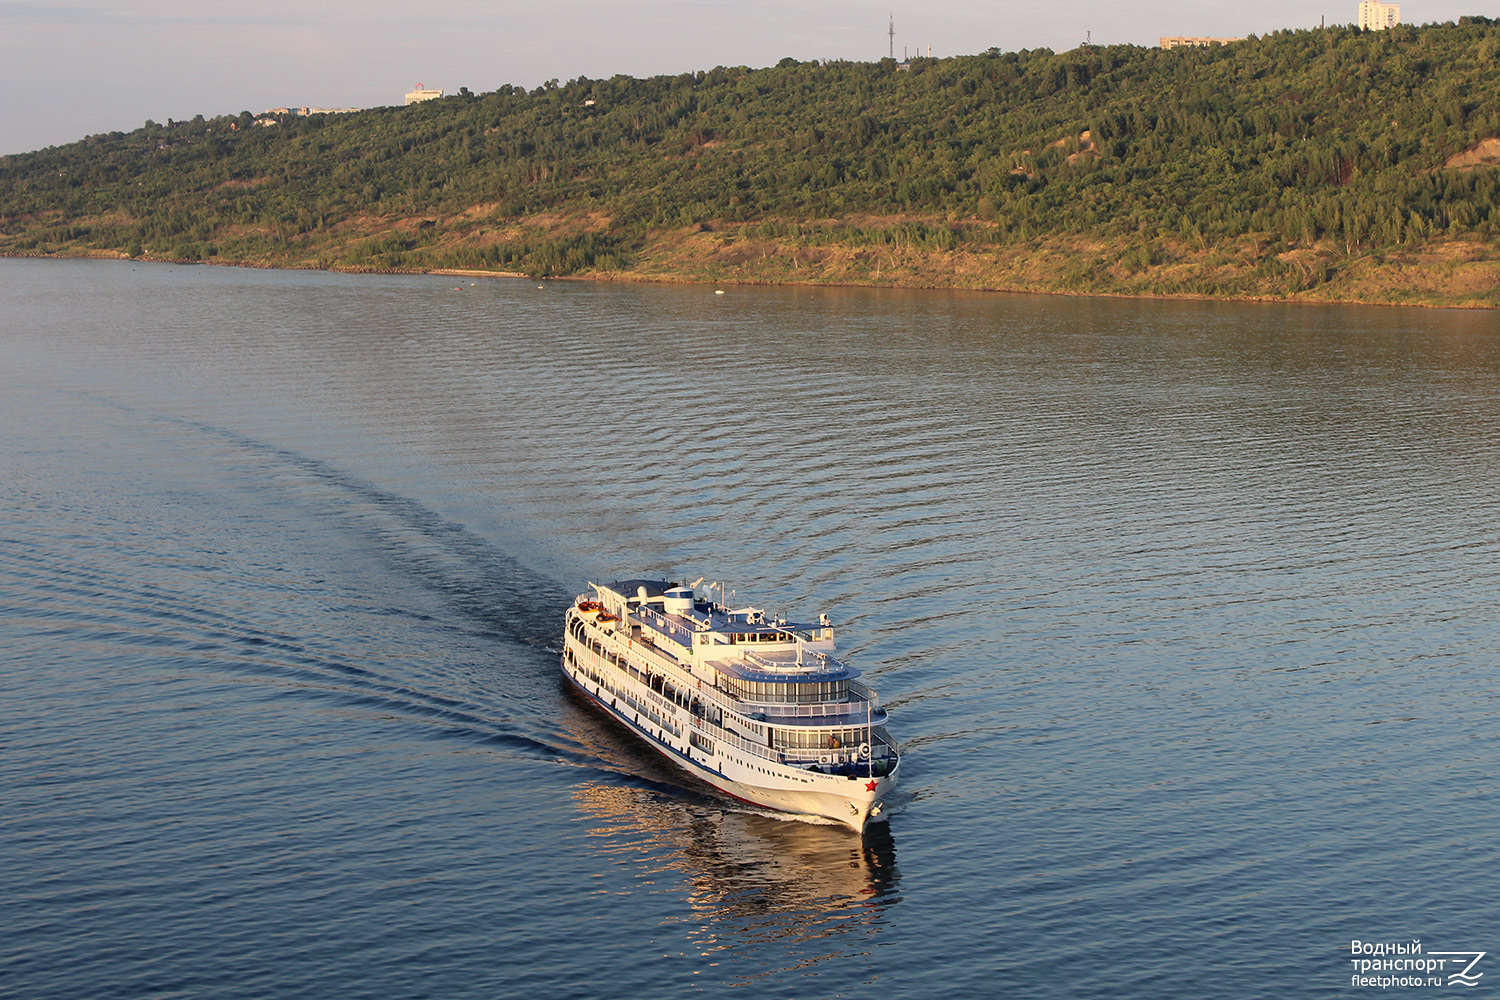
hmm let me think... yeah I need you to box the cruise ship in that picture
[561,579,899,831]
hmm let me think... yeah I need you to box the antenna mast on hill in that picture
[889,13,895,58]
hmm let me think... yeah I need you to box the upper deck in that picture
[583,578,883,724]
[594,580,837,656]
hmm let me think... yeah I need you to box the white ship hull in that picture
[561,586,898,832]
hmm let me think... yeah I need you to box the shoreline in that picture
[2,248,1494,312]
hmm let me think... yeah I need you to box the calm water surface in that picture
[3,259,1498,998]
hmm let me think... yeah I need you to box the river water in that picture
[3,258,1498,998]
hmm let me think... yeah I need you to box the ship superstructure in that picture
[561,579,898,831]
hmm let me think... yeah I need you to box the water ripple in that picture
[3,260,1499,999]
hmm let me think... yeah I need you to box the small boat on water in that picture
[561,579,899,831]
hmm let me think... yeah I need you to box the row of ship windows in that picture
[725,679,850,704]
[773,727,870,751]
[723,628,832,644]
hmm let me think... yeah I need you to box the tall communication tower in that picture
[889,14,895,58]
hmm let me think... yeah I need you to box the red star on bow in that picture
[865,780,878,791]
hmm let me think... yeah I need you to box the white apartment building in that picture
[405,83,444,105]
[1358,1,1400,30]
[1160,36,1241,49]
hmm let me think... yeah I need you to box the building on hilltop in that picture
[262,106,361,117]
[405,83,443,105]
[1160,36,1241,49]
[1358,1,1400,29]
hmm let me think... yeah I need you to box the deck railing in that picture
[689,714,900,770]
[739,648,846,675]
[690,715,780,764]
[631,607,696,645]
[734,678,884,720]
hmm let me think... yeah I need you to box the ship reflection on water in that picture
[569,780,900,977]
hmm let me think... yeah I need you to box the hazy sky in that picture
[0,0,1483,155]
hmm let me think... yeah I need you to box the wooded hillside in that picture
[4,19,1500,306]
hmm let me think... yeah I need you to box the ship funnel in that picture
[663,587,694,615]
